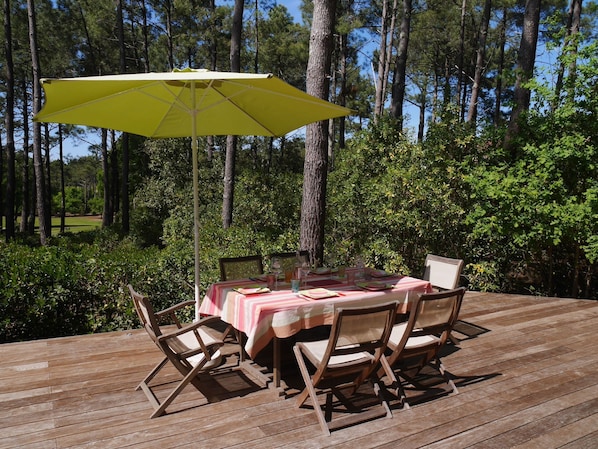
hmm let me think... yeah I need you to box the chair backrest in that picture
[219,255,264,281]
[128,284,163,343]
[391,287,466,358]
[267,250,309,273]
[317,302,397,381]
[422,254,464,290]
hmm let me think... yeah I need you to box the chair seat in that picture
[388,323,440,350]
[187,348,223,370]
[171,327,223,369]
[301,339,375,368]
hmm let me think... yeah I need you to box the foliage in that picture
[0,229,194,343]
[327,116,467,274]
[465,45,598,296]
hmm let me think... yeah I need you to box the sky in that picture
[54,1,305,160]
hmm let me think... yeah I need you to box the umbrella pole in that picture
[191,84,201,320]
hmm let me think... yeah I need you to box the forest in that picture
[1,0,598,343]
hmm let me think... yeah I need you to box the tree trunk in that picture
[338,32,347,149]
[19,83,29,233]
[504,0,541,156]
[456,0,467,110]
[494,5,507,125]
[102,129,113,227]
[165,0,174,70]
[383,0,398,108]
[140,0,150,72]
[390,0,412,130]
[300,0,336,266]
[565,0,582,101]
[43,123,51,233]
[111,131,119,217]
[222,0,243,229]
[4,0,16,241]
[59,126,65,234]
[374,0,389,119]
[117,0,130,233]
[417,91,426,142]
[27,0,49,245]
[467,0,491,124]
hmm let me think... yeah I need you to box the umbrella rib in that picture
[189,80,277,136]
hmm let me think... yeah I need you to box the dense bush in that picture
[0,229,194,343]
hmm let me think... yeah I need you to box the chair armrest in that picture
[159,316,223,341]
[156,300,195,317]
[155,300,196,328]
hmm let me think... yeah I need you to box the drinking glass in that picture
[271,257,282,289]
[300,260,310,288]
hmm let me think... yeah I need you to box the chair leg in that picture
[136,356,169,392]
[372,379,393,418]
[149,359,210,418]
[435,357,458,394]
[222,323,246,362]
[293,346,330,436]
[379,355,410,410]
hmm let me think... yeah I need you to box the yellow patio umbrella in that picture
[34,68,351,312]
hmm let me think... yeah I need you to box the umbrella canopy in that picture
[34,68,351,312]
[34,68,350,138]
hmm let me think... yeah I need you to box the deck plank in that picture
[1,292,598,448]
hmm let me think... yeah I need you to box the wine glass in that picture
[300,260,310,288]
[271,257,282,289]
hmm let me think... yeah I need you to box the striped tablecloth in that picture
[199,270,432,359]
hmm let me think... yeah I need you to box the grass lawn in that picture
[5,215,103,234]
[52,215,102,232]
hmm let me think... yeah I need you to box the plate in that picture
[300,288,339,300]
[234,287,271,295]
[356,281,393,291]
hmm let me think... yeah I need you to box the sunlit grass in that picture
[52,215,102,232]
[5,215,102,234]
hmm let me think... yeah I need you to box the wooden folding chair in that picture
[129,285,228,418]
[267,250,309,274]
[293,302,397,435]
[422,254,464,290]
[219,255,264,281]
[423,254,467,344]
[381,287,466,406]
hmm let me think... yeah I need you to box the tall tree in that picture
[467,0,492,124]
[504,0,541,154]
[553,0,583,109]
[222,0,243,229]
[374,0,391,119]
[390,0,412,131]
[3,0,16,241]
[300,0,337,265]
[101,128,113,227]
[27,0,49,245]
[494,4,508,125]
[117,0,130,233]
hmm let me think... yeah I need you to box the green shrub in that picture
[0,230,195,343]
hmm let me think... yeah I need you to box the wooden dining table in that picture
[199,268,432,387]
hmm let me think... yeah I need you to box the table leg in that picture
[273,336,280,388]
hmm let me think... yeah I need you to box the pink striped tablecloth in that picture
[199,270,431,359]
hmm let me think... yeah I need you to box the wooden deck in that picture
[2,292,598,448]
